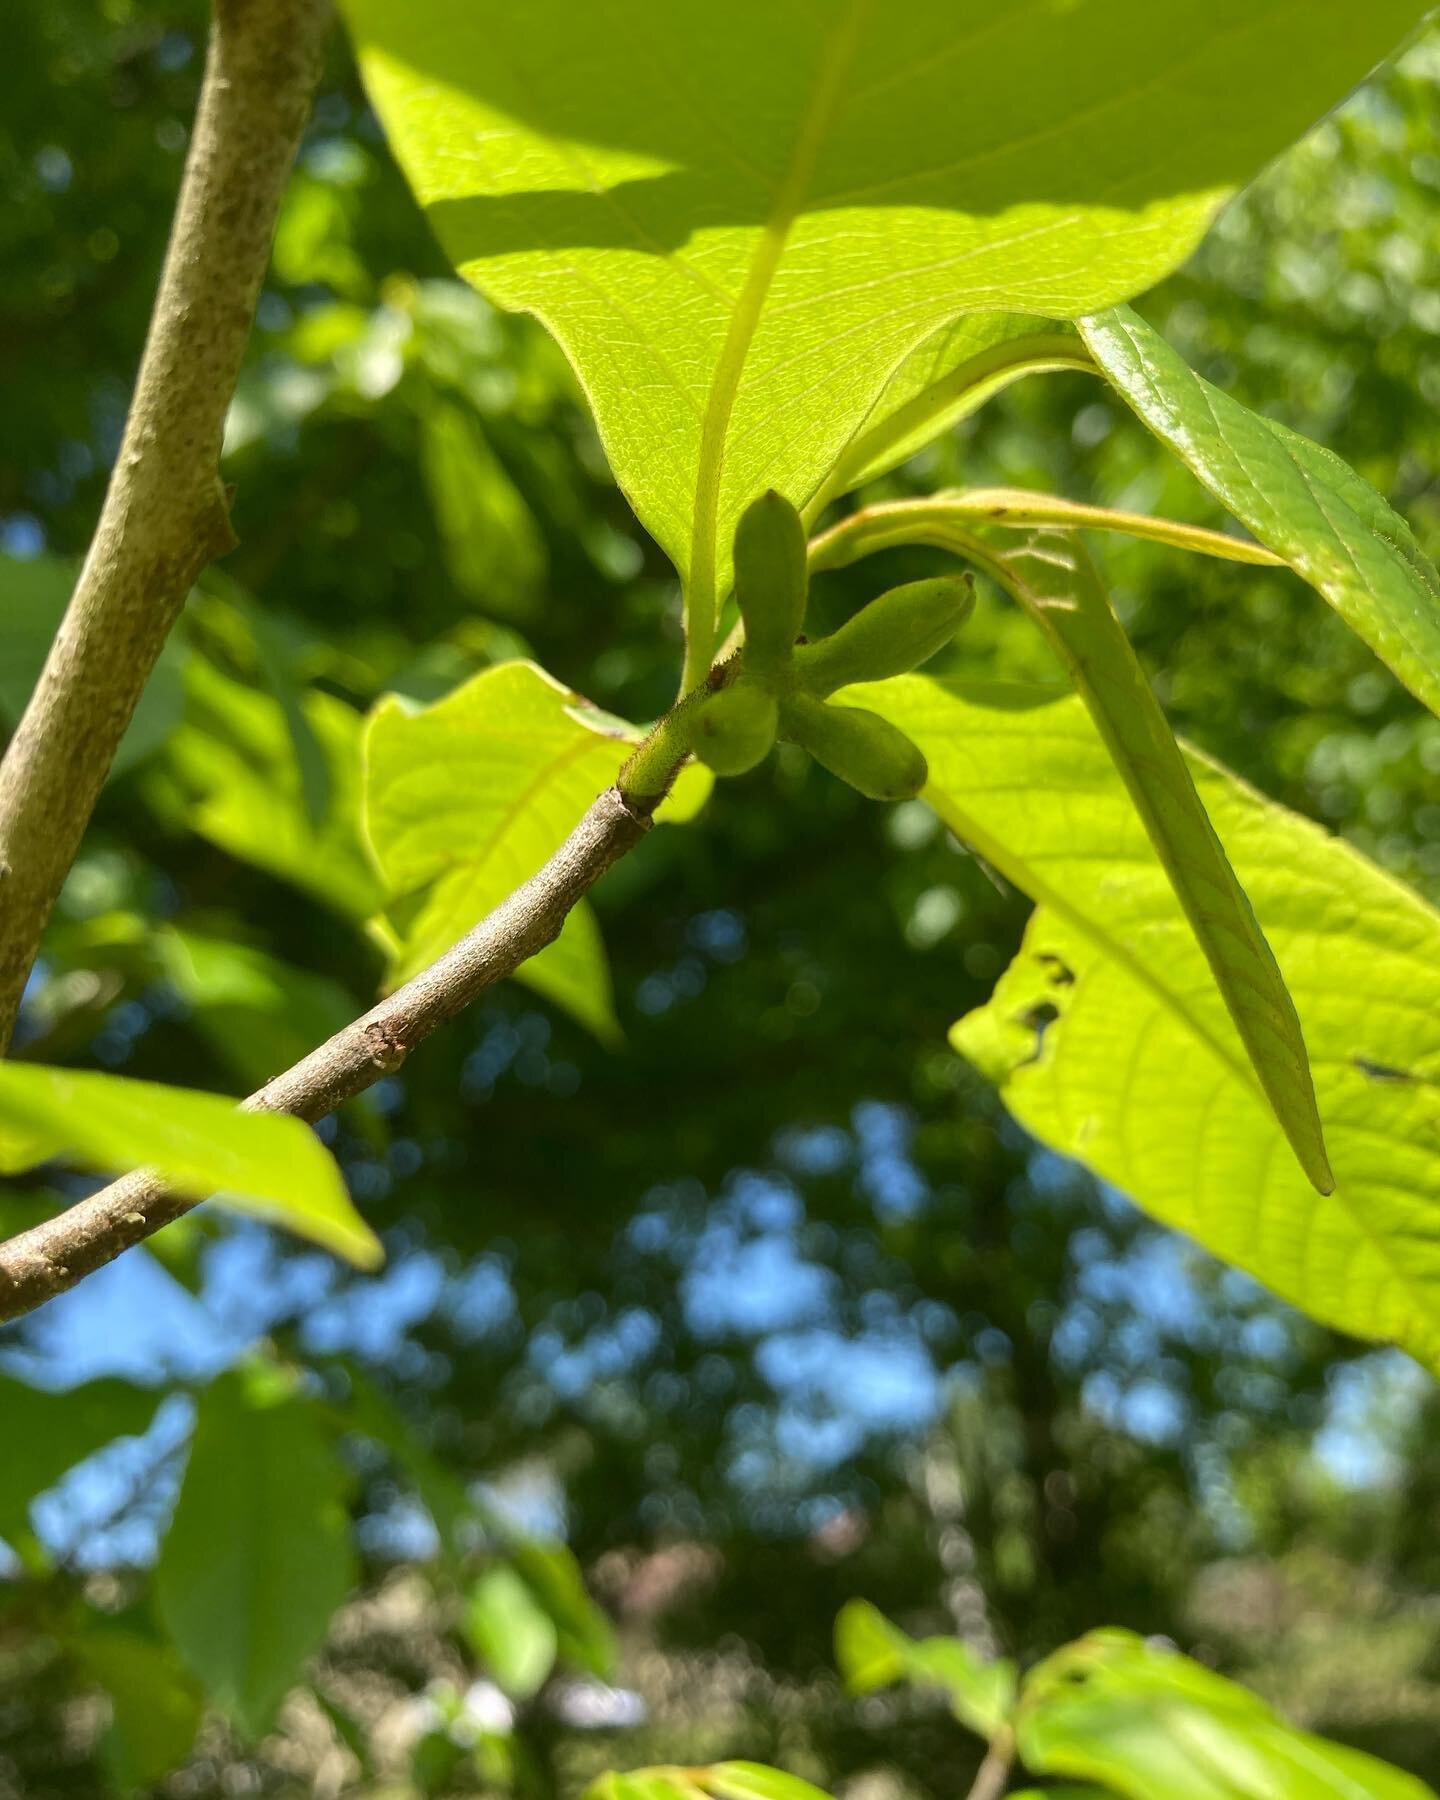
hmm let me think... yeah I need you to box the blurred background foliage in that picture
[3,3,1440,1795]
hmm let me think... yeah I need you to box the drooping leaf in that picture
[816,520,1330,1188]
[1017,1629,1436,1799]
[862,676,1440,1371]
[0,1374,162,1545]
[1080,305,1440,718]
[0,553,188,775]
[155,1373,357,1740]
[72,1628,204,1791]
[464,1564,559,1699]
[994,536,1330,1193]
[344,0,1420,665]
[834,1599,1016,1739]
[364,659,706,1038]
[0,1063,381,1270]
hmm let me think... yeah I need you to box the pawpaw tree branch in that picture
[0,785,657,1323]
[0,0,332,1050]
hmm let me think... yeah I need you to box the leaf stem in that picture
[963,1727,1015,1800]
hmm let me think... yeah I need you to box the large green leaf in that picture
[1080,306,1440,718]
[156,1373,357,1739]
[863,676,1440,1371]
[834,1599,1016,1739]
[0,1063,381,1269]
[0,1374,162,1545]
[364,659,708,1039]
[1017,1630,1435,1799]
[343,0,1420,672]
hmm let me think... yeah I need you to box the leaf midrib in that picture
[684,0,871,650]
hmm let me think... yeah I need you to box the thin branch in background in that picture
[0,785,657,1324]
[0,0,332,1049]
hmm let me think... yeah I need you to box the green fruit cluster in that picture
[691,491,973,800]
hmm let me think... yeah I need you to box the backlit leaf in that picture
[1017,1629,1436,1798]
[863,676,1440,1372]
[364,659,706,1038]
[834,1599,1015,1738]
[0,1063,380,1270]
[464,1564,558,1699]
[1081,306,1440,718]
[344,0,1419,668]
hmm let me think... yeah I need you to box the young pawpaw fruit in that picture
[792,575,973,696]
[693,682,780,775]
[780,693,927,801]
[733,490,808,675]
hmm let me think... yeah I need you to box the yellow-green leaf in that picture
[0,1063,380,1270]
[1018,1630,1436,1799]
[863,676,1440,1372]
[364,660,705,1039]
[342,0,1420,671]
[1081,305,1440,718]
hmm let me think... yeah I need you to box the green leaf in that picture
[343,0,1419,670]
[586,1775,710,1800]
[833,1599,1015,1739]
[507,1538,617,1680]
[704,1765,838,1800]
[421,393,547,619]
[157,927,356,1093]
[364,660,703,1038]
[834,1597,906,1694]
[812,318,1090,512]
[156,1373,357,1740]
[464,1564,559,1699]
[1080,306,1440,718]
[0,1063,381,1270]
[156,654,382,922]
[0,553,188,776]
[992,536,1330,1193]
[1008,1791,1118,1799]
[1017,1629,1436,1799]
[0,1374,162,1545]
[864,675,1440,1371]
[72,1628,204,1791]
